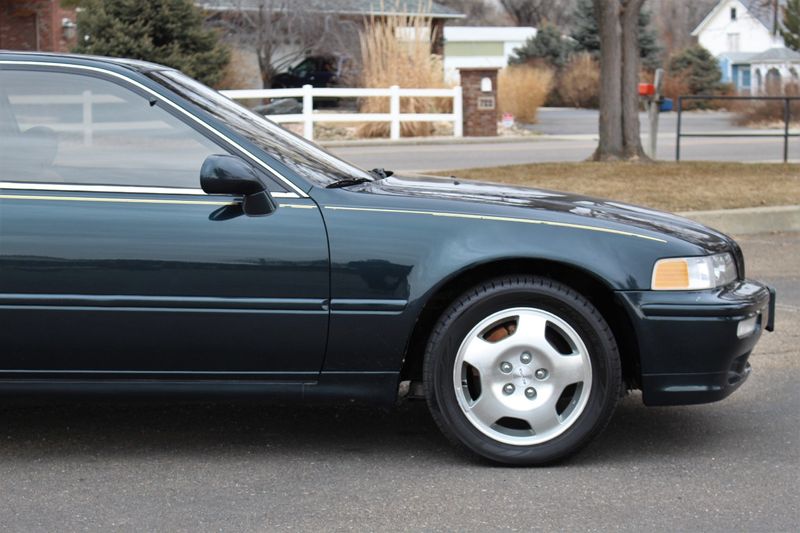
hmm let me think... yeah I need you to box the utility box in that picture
[458,68,499,137]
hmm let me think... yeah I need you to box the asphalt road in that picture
[0,233,797,532]
[528,107,758,136]
[328,108,800,172]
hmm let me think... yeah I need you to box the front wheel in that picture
[423,276,621,465]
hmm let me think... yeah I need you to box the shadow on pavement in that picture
[0,393,737,465]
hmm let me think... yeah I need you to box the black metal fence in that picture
[676,95,800,163]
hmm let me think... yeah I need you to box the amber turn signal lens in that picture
[652,258,690,290]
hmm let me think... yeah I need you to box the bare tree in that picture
[499,0,577,28]
[211,0,359,88]
[649,0,717,57]
[594,0,646,160]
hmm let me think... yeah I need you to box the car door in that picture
[0,65,329,379]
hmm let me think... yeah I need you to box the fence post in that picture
[302,84,314,140]
[675,96,682,161]
[453,86,463,138]
[389,85,400,140]
[82,89,92,147]
[784,97,790,164]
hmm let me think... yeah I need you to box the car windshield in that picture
[147,69,373,187]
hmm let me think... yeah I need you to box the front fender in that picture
[315,189,690,373]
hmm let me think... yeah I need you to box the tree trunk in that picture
[257,49,273,88]
[621,0,646,159]
[593,0,623,160]
[592,0,650,161]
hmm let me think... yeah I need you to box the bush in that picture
[73,0,229,87]
[218,48,259,90]
[735,82,800,125]
[498,66,554,123]
[555,52,600,108]
[665,45,725,109]
[661,68,690,105]
[357,11,448,138]
[668,46,720,94]
[509,24,573,69]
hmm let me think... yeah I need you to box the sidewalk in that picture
[680,205,800,235]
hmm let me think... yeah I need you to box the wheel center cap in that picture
[516,367,532,385]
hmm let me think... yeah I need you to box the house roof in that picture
[198,0,465,19]
[444,26,537,43]
[718,51,758,64]
[691,0,786,37]
[747,46,800,62]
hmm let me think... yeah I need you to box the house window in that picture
[741,68,751,88]
[727,33,740,52]
[731,7,737,20]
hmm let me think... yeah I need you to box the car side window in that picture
[0,68,286,192]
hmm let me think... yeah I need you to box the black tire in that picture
[423,275,621,465]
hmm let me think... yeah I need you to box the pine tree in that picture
[509,24,573,68]
[668,45,721,95]
[73,0,229,87]
[781,0,800,51]
[571,0,661,69]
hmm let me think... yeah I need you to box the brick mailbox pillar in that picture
[458,68,499,137]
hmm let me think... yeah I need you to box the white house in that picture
[691,0,799,93]
[443,26,537,84]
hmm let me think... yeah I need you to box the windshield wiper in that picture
[325,169,393,189]
[325,177,371,189]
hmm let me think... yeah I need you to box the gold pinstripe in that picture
[324,205,668,243]
[0,194,231,206]
[0,194,664,241]
[0,194,316,209]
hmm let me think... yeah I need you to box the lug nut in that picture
[503,383,515,395]
[525,387,537,399]
[535,368,548,380]
[500,361,513,373]
[520,352,532,364]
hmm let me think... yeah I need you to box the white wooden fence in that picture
[10,91,135,146]
[220,85,463,141]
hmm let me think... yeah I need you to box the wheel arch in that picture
[400,258,641,390]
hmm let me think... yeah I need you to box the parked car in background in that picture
[270,55,349,89]
[0,52,775,465]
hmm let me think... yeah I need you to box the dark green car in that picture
[0,53,775,465]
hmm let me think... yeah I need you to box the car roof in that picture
[0,51,171,74]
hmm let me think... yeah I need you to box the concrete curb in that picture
[320,135,543,148]
[679,205,800,235]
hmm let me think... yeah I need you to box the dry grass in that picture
[734,83,800,126]
[435,161,800,212]
[498,66,553,123]
[357,8,448,138]
[217,47,257,90]
[555,53,599,109]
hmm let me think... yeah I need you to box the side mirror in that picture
[200,154,276,216]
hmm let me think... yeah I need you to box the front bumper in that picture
[617,280,775,406]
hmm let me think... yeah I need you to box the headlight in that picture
[651,253,737,290]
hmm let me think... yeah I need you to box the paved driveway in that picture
[0,233,797,532]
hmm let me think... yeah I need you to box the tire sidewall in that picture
[427,278,619,465]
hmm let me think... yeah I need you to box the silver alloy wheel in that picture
[453,307,593,446]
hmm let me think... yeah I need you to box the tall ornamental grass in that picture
[498,66,554,123]
[358,8,448,137]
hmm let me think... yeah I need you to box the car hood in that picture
[358,174,732,252]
